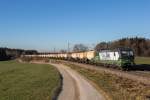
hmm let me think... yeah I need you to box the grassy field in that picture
[66,63,150,100]
[0,61,61,100]
[135,57,150,64]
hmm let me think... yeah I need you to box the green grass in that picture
[135,57,150,64]
[0,61,61,100]
[66,63,150,100]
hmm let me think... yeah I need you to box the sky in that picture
[0,0,150,51]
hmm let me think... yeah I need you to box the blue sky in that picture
[0,0,150,51]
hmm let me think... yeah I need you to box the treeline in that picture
[0,48,38,61]
[95,37,150,57]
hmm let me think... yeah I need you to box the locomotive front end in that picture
[119,48,135,69]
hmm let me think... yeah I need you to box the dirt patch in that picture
[51,63,105,100]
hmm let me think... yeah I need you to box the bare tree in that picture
[94,42,108,51]
[60,49,67,53]
[95,37,150,56]
[73,44,88,52]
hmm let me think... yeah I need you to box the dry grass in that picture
[66,63,150,100]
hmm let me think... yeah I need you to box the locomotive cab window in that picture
[129,51,134,56]
[121,50,133,57]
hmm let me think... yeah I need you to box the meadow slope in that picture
[0,61,61,100]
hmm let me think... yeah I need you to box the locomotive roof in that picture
[100,47,133,52]
[71,50,94,53]
[38,50,95,55]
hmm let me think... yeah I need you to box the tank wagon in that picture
[24,47,134,70]
[70,50,96,63]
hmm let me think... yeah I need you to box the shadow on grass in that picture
[130,64,150,71]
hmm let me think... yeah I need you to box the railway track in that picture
[129,71,150,78]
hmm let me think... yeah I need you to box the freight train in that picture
[24,47,135,70]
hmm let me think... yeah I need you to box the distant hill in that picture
[95,37,150,57]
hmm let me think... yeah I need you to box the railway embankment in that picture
[61,60,150,85]
[64,62,150,100]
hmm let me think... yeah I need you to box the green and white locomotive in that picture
[93,48,135,70]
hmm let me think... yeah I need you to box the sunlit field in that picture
[0,61,61,100]
[135,57,150,64]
